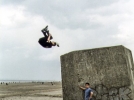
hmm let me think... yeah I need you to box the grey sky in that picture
[0,0,134,81]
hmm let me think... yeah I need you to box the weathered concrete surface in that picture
[60,45,134,100]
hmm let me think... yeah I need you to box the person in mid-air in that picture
[38,25,59,48]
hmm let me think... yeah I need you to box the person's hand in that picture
[47,40,50,42]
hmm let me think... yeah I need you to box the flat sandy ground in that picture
[0,82,63,100]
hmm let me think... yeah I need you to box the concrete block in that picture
[60,45,134,100]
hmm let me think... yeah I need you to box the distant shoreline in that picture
[0,80,61,83]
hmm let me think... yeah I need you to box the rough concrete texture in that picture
[60,45,134,100]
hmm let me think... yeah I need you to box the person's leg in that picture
[41,25,53,40]
[41,25,48,32]
[46,31,53,40]
[41,30,53,42]
[41,30,48,37]
[41,26,51,38]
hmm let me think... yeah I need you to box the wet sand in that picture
[0,82,62,100]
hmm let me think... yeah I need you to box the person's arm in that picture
[89,91,93,100]
[47,35,51,42]
[79,85,86,90]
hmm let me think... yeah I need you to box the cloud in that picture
[1,0,122,30]
[1,0,134,80]
[0,5,61,80]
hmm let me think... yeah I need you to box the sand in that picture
[0,96,62,100]
[0,82,63,100]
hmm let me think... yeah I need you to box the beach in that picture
[0,82,62,100]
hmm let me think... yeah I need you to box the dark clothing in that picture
[38,37,52,48]
[41,30,49,37]
[42,30,53,40]
[38,31,52,48]
[85,88,92,100]
[38,27,54,48]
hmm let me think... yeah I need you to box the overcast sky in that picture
[0,0,134,81]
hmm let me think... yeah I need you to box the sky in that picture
[0,0,134,81]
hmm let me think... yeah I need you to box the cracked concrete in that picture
[60,45,134,100]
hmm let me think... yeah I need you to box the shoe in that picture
[56,42,59,47]
[42,25,48,32]
[44,25,48,31]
